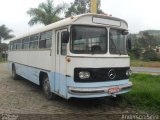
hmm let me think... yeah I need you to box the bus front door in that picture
[55,29,68,97]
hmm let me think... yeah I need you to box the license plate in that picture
[108,87,120,94]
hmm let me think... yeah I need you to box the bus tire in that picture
[42,75,55,100]
[12,65,18,80]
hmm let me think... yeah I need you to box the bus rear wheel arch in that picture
[12,64,18,80]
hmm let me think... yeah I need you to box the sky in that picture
[0,0,160,42]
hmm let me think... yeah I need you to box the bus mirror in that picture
[122,30,129,35]
[127,38,132,50]
[62,31,69,43]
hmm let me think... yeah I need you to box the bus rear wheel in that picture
[42,75,55,100]
[12,65,18,80]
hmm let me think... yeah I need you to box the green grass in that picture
[0,61,6,63]
[0,58,7,63]
[131,60,160,68]
[119,74,160,113]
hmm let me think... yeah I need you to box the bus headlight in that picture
[79,71,90,79]
[126,69,132,77]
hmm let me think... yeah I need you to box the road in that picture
[131,67,160,75]
[0,63,135,120]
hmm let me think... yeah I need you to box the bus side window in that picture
[30,34,39,49]
[10,41,13,50]
[39,31,52,49]
[22,37,29,50]
[17,39,22,50]
[13,40,17,51]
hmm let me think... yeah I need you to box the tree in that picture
[27,0,66,26]
[129,45,143,59]
[138,32,157,50]
[65,0,104,17]
[0,43,8,61]
[0,25,13,60]
[143,49,160,61]
[0,24,14,43]
[0,43,8,52]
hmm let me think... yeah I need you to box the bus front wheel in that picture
[42,75,55,100]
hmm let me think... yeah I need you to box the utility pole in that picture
[91,0,97,13]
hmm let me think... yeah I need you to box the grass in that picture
[131,60,160,68]
[0,61,6,63]
[0,58,7,63]
[117,74,160,114]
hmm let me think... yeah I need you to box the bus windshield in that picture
[71,25,107,54]
[109,29,127,55]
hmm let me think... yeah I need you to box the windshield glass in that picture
[71,26,107,54]
[109,29,127,55]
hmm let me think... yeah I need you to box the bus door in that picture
[55,29,68,97]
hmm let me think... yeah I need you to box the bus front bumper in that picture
[68,82,132,98]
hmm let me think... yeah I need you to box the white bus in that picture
[8,13,132,99]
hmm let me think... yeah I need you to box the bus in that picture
[8,13,132,99]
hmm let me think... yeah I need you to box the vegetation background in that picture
[0,0,160,64]
[0,0,160,114]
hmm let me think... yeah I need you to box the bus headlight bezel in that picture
[126,69,132,77]
[79,71,90,79]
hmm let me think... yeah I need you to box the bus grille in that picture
[74,67,130,82]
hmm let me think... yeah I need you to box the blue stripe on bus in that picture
[67,89,131,99]
[8,62,131,99]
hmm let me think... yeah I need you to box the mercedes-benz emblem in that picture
[108,69,116,79]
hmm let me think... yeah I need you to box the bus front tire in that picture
[42,75,55,100]
[12,65,18,80]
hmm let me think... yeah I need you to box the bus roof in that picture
[8,13,128,42]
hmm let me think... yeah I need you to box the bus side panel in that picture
[14,63,40,85]
[8,51,52,71]
[8,61,63,98]
[53,72,67,98]
[48,72,55,93]
[9,62,56,94]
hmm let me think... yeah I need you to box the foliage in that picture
[0,43,8,62]
[128,34,139,46]
[0,43,8,53]
[129,31,159,50]
[131,60,160,67]
[143,50,160,61]
[121,74,160,114]
[0,25,14,60]
[138,32,157,49]
[103,74,160,114]
[65,0,104,17]
[129,45,142,59]
[0,25,14,42]
[27,0,66,26]
[129,31,160,61]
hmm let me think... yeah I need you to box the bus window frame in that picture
[70,25,108,54]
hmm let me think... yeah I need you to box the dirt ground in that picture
[0,63,136,120]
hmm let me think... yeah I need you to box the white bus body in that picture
[8,14,132,99]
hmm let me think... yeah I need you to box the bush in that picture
[129,46,142,60]
[143,50,160,61]
[128,52,136,60]
[122,74,160,113]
